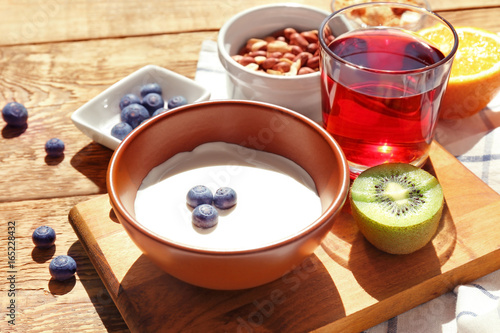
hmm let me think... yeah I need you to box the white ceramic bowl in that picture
[217,3,330,123]
[71,65,211,150]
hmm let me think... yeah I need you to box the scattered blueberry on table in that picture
[32,226,56,249]
[2,102,28,127]
[192,204,219,229]
[187,185,214,208]
[49,255,77,281]
[213,187,237,209]
[45,138,65,157]
[167,95,187,109]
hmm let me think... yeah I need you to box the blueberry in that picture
[186,185,213,208]
[192,204,218,229]
[45,138,65,157]
[152,107,167,117]
[32,226,56,249]
[111,122,133,140]
[2,102,28,127]
[167,95,187,109]
[213,187,237,209]
[142,93,164,115]
[120,103,150,129]
[49,255,77,281]
[119,93,141,110]
[140,83,162,97]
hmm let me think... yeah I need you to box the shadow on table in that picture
[70,142,113,192]
[31,245,56,263]
[116,253,344,333]
[67,240,131,332]
[2,124,27,138]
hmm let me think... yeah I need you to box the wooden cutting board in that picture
[68,141,500,333]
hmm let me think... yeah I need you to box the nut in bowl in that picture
[71,65,211,150]
[107,100,350,290]
[217,4,330,123]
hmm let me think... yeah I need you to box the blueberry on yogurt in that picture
[32,226,56,249]
[186,185,213,208]
[121,103,150,129]
[49,255,77,281]
[213,187,237,209]
[192,204,218,229]
[140,83,162,97]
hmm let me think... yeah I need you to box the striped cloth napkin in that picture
[194,39,500,333]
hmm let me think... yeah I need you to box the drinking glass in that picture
[319,2,458,178]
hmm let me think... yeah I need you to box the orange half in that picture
[419,26,500,119]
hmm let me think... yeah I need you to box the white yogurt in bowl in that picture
[134,142,322,251]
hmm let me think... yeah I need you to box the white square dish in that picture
[71,65,211,150]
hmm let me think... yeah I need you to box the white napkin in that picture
[194,39,500,332]
[454,270,500,333]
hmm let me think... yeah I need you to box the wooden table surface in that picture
[1,0,499,332]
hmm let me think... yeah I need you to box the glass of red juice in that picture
[319,3,458,178]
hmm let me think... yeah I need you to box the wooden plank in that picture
[1,0,497,46]
[0,195,129,332]
[0,0,330,46]
[0,31,217,203]
[437,7,500,32]
[68,142,500,333]
[430,0,500,11]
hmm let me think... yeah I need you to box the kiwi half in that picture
[350,163,444,255]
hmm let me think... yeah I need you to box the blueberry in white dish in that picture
[140,83,162,97]
[192,204,219,229]
[45,138,65,157]
[142,93,164,115]
[111,122,133,140]
[32,226,56,249]
[119,93,141,110]
[167,95,187,109]
[121,103,150,129]
[152,107,167,117]
[49,255,77,281]
[2,102,28,127]
[213,187,237,209]
[186,185,213,208]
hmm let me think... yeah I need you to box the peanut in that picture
[233,27,321,76]
[289,32,309,50]
[306,56,320,69]
[261,57,279,70]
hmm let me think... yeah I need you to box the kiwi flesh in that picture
[349,163,444,255]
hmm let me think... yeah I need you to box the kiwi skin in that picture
[349,163,444,255]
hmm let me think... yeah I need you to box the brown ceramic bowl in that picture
[107,100,349,290]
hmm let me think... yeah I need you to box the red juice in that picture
[321,28,447,176]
